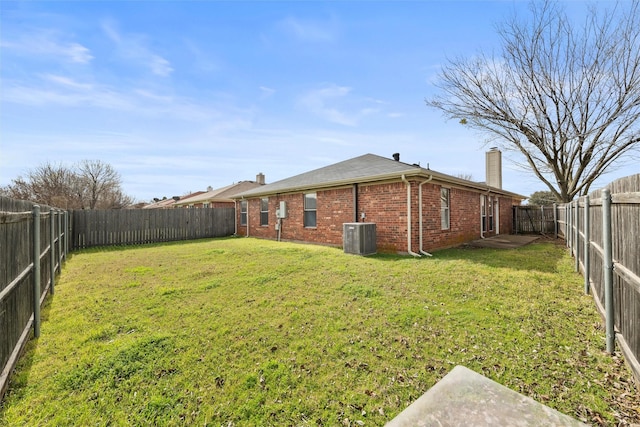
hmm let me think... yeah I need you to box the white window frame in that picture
[240,200,247,226]
[441,187,450,230]
[260,198,269,226]
[303,193,317,228]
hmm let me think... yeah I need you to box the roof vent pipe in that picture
[392,153,400,161]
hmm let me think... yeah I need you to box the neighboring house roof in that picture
[233,153,526,200]
[142,197,179,209]
[174,181,264,206]
[142,191,205,209]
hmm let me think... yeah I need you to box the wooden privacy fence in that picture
[0,197,68,400]
[71,207,236,250]
[562,174,640,381]
[513,205,557,234]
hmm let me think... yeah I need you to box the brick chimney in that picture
[256,173,265,185]
[485,148,502,189]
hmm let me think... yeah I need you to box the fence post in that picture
[64,210,69,258]
[553,203,558,239]
[568,204,572,248]
[574,200,579,272]
[58,209,63,265]
[584,195,590,294]
[602,188,615,354]
[32,205,41,338]
[50,209,55,295]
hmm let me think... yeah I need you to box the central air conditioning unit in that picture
[343,223,377,255]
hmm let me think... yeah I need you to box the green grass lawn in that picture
[1,237,638,426]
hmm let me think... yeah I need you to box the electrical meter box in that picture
[276,201,287,219]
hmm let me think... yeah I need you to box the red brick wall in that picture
[236,180,521,253]
[357,182,408,252]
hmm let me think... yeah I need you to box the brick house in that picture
[232,151,525,255]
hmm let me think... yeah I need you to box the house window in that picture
[203,202,210,209]
[240,201,247,226]
[304,193,317,227]
[488,196,494,231]
[441,188,450,230]
[481,195,487,232]
[260,198,269,226]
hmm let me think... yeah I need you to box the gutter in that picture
[232,169,526,201]
[401,175,421,257]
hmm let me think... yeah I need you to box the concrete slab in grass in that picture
[386,365,586,427]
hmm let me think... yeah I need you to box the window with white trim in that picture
[240,200,247,226]
[481,195,487,232]
[304,193,317,227]
[488,196,494,231]
[260,198,269,226]
[441,187,450,230]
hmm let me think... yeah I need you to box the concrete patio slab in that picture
[468,234,540,249]
[386,365,586,427]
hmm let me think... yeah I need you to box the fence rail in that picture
[567,175,640,382]
[0,197,68,400]
[71,207,236,250]
[513,205,557,234]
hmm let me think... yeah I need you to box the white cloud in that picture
[42,74,94,90]
[298,84,356,126]
[0,30,93,64]
[259,86,276,99]
[278,16,338,42]
[101,19,173,77]
[298,84,384,126]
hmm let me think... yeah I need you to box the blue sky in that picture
[1,1,636,203]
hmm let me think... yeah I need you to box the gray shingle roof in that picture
[234,154,421,198]
[233,153,526,199]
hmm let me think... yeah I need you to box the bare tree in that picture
[1,160,134,209]
[1,162,79,208]
[428,1,640,202]
[77,160,123,209]
[455,173,474,181]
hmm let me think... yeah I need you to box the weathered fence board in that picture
[70,207,235,250]
[0,197,68,401]
[513,205,557,234]
[562,174,640,382]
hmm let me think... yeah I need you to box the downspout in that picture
[401,175,421,257]
[418,176,434,257]
[353,184,359,222]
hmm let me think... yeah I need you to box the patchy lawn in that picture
[1,237,638,426]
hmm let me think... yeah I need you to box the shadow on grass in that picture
[1,292,56,405]
[367,240,567,274]
[71,235,240,255]
[69,234,567,275]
